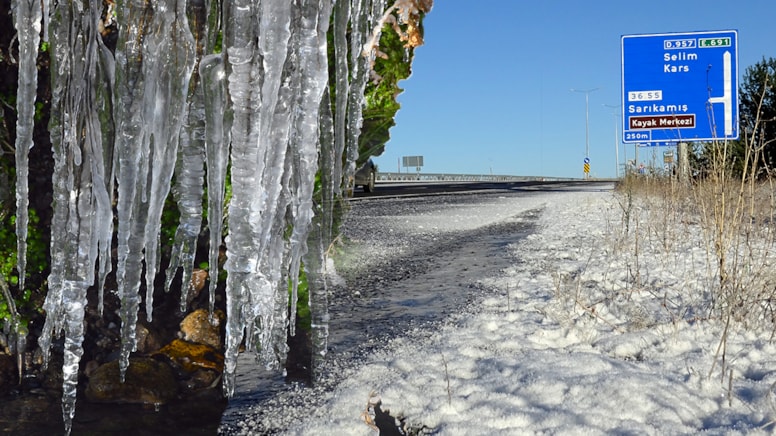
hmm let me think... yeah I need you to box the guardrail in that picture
[376,172,580,183]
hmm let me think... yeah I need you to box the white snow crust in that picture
[225,186,776,435]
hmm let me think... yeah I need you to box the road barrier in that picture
[376,172,580,183]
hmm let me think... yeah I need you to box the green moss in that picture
[292,269,311,331]
[0,208,46,330]
[160,192,181,255]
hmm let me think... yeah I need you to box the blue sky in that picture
[374,1,776,179]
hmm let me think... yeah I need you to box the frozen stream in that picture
[220,189,551,433]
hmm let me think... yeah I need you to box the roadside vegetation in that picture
[553,58,776,384]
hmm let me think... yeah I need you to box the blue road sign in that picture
[621,30,738,144]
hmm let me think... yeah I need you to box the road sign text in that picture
[627,103,688,114]
[629,115,695,129]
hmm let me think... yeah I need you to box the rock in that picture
[179,308,225,349]
[135,321,164,354]
[84,357,178,405]
[186,268,209,304]
[155,338,224,374]
[185,369,221,391]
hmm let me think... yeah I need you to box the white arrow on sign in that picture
[707,50,733,137]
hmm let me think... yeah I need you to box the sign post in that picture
[621,30,738,145]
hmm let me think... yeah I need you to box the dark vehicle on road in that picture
[354,159,376,192]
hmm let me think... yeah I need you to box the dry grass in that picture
[611,132,776,380]
[533,114,775,384]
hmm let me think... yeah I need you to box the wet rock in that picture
[84,357,178,405]
[155,338,224,374]
[179,308,225,349]
[186,268,209,305]
[185,368,221,391]
[135,321,164,354]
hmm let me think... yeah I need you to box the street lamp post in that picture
[603,104,621,178]
[571,88,599,178]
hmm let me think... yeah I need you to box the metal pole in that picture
[603,104,621,178]
[623,137,627,175]
[584,93,590,160]
[613,115,619,177]
[635,143,639,172]
[572,88,599,179]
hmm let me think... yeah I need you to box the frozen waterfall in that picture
[8,0,430,433]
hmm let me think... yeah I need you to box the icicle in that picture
[113,0,152,380]
[200,53,230,316]
[318,86,336,250]
[297,0,335,371]
[304,209,330,379]
[59,280,88,436]
[250,0,293,363]
[37,1,114,433]
[140,0,196,321]
[19,1,424,428]
[40,0,50,42]
[10,0,42,295]
[287,0,333,336]
[113,0,195,378]
[196,0,230,321]
[331,0,351,199]
[219,0,389,395]
[165,0,211,311]
[223,0,312,392]
[267,152,295,369]
[93,28,116,318]
[251,0,293,372]
[0,273,26,387]
[254,206,290,369]
[343,0,383,192]
[222,0,261,397]
[165,91,205,311]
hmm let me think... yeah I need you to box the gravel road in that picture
[220,189,550,434]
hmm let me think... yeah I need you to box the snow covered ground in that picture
[223,184,776,435]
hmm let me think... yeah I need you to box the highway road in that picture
[352,179,616,199]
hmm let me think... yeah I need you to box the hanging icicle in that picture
[10,0,41,297]
[165,0,210,310]
[37,1,114,433]
[113,0,196,379]
[221,0,260,397]
[8,0,430,432]
[200,52,230,316]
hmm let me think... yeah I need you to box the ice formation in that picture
[9,0,430,433]
[11,0,41,300]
